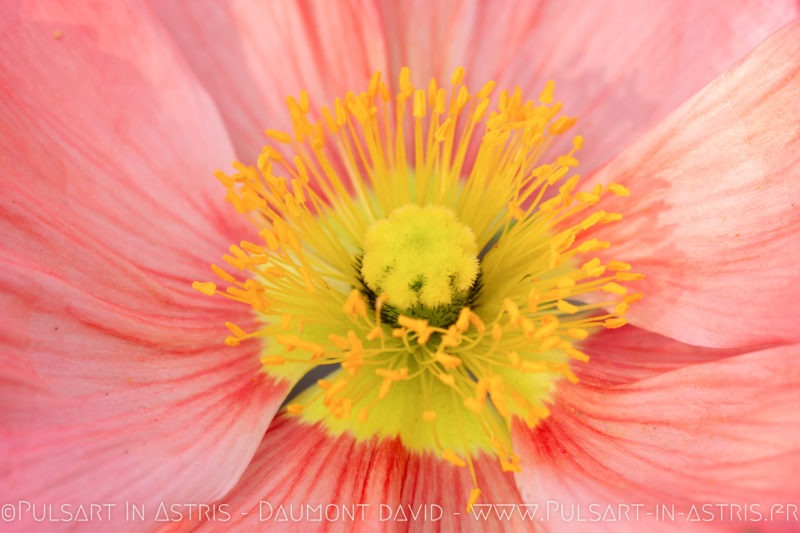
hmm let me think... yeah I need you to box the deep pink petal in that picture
[576,325,752,388]
[582,20,800,348]
[514,344,800,532]
[0,1,284,526]
[0,248,289,517]
[183,416,524,532]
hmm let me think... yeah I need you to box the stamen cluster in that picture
[194,68,642,508]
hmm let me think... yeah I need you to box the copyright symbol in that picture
[1,504,16,521]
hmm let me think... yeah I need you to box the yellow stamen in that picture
[192,281,217,296]
[442,449,467,467]
[467,488,482,513]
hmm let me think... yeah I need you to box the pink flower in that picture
[2,1,800,532]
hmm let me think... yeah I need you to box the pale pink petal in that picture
[0,1,253,276]
[375,0,799,171]
[230,0,389,130]
[150,0,272,161]
[183,415,523,532]
[0,2,285,527]
[154,0,390,161]
[581,20,800,348]
[514,344,800,532]
[154,1,797,171]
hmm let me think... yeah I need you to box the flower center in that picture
[194,68,643,511]
[359,204,480,327]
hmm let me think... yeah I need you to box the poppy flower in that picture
[2,2,799,532]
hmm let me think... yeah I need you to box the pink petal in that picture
[375,0,799,171]
[155,0,796,172]
[576,325,751,388]
[582,20,800,348]
[1,0,251,277]
[514,344,800,532]
[0,2,285,525]
[184,415,523,531]
[150,0,272,161]
[153,0,390,161]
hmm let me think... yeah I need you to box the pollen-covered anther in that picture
[275,335,326,359]
[567,328,589,340]
[556,300,580,314]
[222,321,252,347]
[533,315,561,339]
[604,317,629,329]
[397,315,435,345]
[608,260,632,271]
[539,336,562,352]
[341,336,366,374]
[434,352,462,369]
[375,368,410,380]
[286,403,304,416]
[566,347,591,363]
[192,281,217,296]
[502,298,522,327]
[467,489,482,513]
[442,449,467,468]
[463,396,485,415]
[375,367,410,399]
[508,201,526,220]
[439,326,462,349]
[525,403,551,428]
[436,373,456,387]
[455,307,472,332]
[581,258,607,277]
[344,289,369,319]
[617,271,646,282]
[492,323,503,340]
[608,183,631,197]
